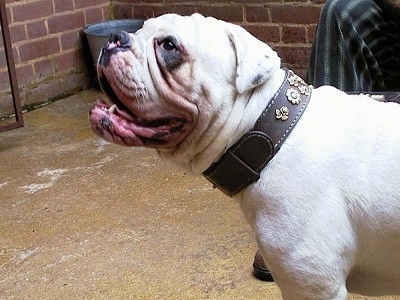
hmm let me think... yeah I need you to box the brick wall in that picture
[0,0,110,117]
[1,0,325,118]
[112,0,326,76]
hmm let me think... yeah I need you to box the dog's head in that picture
[89,13,280,169]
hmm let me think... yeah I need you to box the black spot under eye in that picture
[156,36,183,71]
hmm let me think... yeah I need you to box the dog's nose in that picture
[99,30,131,67]
[106,30,131,51]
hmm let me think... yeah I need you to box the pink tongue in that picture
[126,122,159,138]
[95,100,162,139]
[111,109,159,139]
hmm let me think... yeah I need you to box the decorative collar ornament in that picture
[203,68,312,196]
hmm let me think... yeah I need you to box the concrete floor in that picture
[0,89,398,299]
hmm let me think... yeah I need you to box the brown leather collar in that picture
[203,68,312,196]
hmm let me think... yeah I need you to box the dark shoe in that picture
[253,250,274,282]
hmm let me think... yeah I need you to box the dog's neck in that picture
[188,68,286,174]
[203,68,312,196]
[231,68,287,142]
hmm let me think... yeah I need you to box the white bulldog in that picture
[89,13,400,299]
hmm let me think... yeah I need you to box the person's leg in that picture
[373,0,400,91]
[306,0,390,91]
[253,250,274,281]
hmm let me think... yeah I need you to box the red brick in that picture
[132,6,170,19]
[196,5,243,22]
[4,5,11,23]
[0,49,6,68]
[26,20,48,40]
[114,4,133,19]
[54,0,74,13]
[12,47,19,64]
[9,24,27,43]
[0,94,15,118]
[60,31,79,51]
[114,0,141,3]
[274,45,312,66]
[85,7,107,24]
[12,1,54,23]
[243,24,280,43]
[48,11,85,34]
[2,46,20,64]
[163,0,198,2]
[19,37,60,61]
[270,4,321,24]
[168,5,196,16]
[0,70,11,90]
[132,5,195,19]
[246,6,270,23]
[74,0,108,9]
[74,49,88,72]
[238,0,281,2]
[15,64,35,86]
[33,59,55,79]
[282,25,306,43]
[54,51,78,73]
[102,6,112,19]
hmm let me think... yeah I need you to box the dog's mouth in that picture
[89,73,188,148]
[90,99,187,148]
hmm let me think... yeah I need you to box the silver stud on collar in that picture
[279,70,312,119]
[276,70,311,121]
[286,88,301,105]
[288,70,311,96]
[276,106,289,121]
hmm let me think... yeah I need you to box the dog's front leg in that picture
[258,245,350,300]
[245,190,355,300]
[277,276,348,300]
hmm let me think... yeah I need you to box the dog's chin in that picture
[89,75,190,149]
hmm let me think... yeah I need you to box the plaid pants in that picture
[306,0,400,92]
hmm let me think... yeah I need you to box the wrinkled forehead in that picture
[134,13,234,63]
[135,14,226,44]
[144,14,191,27]
[136,14,196,39]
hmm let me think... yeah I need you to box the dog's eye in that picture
[158,37,178,52]
[155,36,183,71]
[163,40,176,51]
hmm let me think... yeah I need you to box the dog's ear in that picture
[226,24,281,94]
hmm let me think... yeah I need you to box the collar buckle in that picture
[204,69,312,196]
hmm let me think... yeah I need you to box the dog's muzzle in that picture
[98,30,132,68]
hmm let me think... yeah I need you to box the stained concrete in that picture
[0,89,398,299]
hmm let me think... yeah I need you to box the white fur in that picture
[243,87,400,298]
[101,13,400,299]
